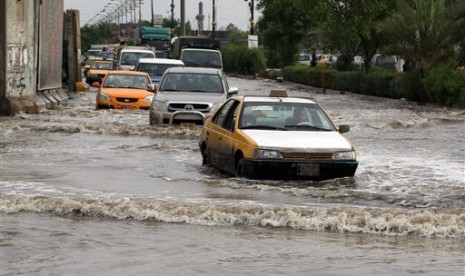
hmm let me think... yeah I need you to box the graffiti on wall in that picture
[6,44,28,96]
[7,76,26,94]
[7,44,27,72]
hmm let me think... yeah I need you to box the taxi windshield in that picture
[104,74,149,89]
[239,102,335,131]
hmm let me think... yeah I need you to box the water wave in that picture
[0,120,202,139]
[2,195,464,239]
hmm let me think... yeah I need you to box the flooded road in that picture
[1,77,464,275]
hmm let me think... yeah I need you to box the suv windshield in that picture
[181,51,222,69]
[121,52,155,66]
[137,63,183,77]
[159,73,223,93]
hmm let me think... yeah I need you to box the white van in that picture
[117,47,155,70]
[135,58,184,84]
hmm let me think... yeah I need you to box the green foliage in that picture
[226,24,248,46]
[281,65,400,99]
[329,71,363,92]
[378,0,458,75]
[256,0,316,67]
[359,69,399,97]
[222,44,246,74]
[282,66,337,87]
[318,0,395,74]
[390,71,424,102]
[267,64,464,107]
[423,65,465,107]
[222,45,266,76]
[81,22,119,52]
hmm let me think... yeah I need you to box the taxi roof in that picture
[93,60,113,63]
[235,95,316,104]
[106,70,149,76]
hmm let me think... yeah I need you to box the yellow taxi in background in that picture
[86,60,115,85]
[96,71,155,110]
[199,90,358,180]
[83,57,103,77]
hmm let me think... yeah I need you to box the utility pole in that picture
[138,0,142,26]
[170,0,175,35]
[151,0,154,26]
[180,0,185,36]
[244,0,255,34]
[212,0,216,39]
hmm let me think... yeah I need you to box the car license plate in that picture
[296,163,320,176]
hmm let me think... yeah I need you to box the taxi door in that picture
[208,100,240,174]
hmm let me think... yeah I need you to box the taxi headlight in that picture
[151,100,167,111]
[258,149,283,159]
[332,151,356,160]
[98,93,110,101]
[143,95,154,103]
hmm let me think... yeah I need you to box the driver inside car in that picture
[286,107,312,126]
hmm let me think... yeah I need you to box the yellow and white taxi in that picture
[199,91,358,180]
[96,71,155,110]
[86,60,115,85]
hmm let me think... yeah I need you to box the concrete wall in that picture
[64,10,82,92]
[5,0,37,99]
[0,1,6,105]
[0,0,68,116]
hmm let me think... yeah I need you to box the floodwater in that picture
[1,77,464,275]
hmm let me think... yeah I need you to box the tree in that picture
[449,1,465,66]
[226,23,248,46]
[257,0,317,67]
[81,22,119,51]
[318,0,395,73]
[378,0,458,75]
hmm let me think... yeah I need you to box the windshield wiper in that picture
[284,124,332,131]
[241,125,288,130]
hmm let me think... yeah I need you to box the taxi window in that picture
[213,100,236,127]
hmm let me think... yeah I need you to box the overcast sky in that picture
[64,0,258,31]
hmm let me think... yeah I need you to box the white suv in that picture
[149,67,238,125]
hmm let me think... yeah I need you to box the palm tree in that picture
[378,0,460,75]
[449,1,465,66]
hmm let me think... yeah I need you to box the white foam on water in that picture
[1,194,464,239]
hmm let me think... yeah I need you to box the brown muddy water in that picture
[1,77,464,275]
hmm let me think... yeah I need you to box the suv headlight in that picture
[151,100,167,111]
[257,149,283,159]
[332,151,356,160]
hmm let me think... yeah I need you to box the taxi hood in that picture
[100,87,153,98]
[242,130,353,151]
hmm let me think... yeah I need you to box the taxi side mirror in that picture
[338,124,350,133]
